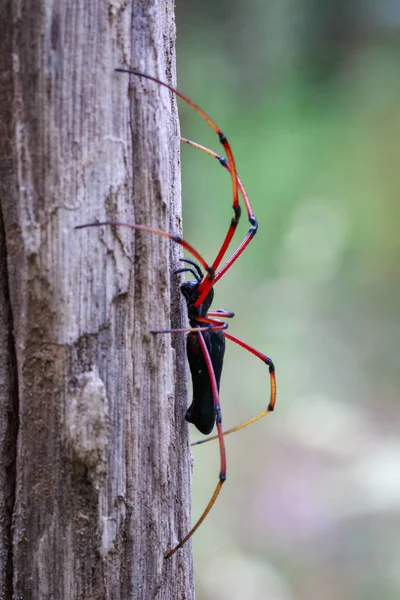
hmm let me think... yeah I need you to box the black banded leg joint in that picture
[219,473,227,483]
[249,215,258,236]
[266,357,275,411]
[206,266,215,280]
[264,356,275,373]
[215,404,222,425]
[231,204,241,226]
[215,309,235,318]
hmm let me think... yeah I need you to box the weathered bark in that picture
[0,1,193,598]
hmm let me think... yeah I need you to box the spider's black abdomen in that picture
[185,328,226,434]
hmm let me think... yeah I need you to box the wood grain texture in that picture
[0,0,193,598]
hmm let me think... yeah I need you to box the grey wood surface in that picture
[0,0,193,597]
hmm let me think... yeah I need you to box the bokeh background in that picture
[175,1,400,599]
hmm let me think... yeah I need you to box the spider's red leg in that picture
[181,138,253,221]
[165,331,227,559]
[150,309,231,335]
[75,221,213,276]
[212,228,256,286]
[181,138,258,307]
[115,69,239,226]
[115,69,242,298]
[150,322,227,335]
[181,137,252,268]
[207,309,235,318]
[190,321,276,447]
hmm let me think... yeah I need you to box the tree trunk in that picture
[0,1,193,598]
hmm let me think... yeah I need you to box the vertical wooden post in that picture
[0,0,193,597]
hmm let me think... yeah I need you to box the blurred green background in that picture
[175,1,400,599]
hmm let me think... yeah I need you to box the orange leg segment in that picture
[165,330,227,559]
